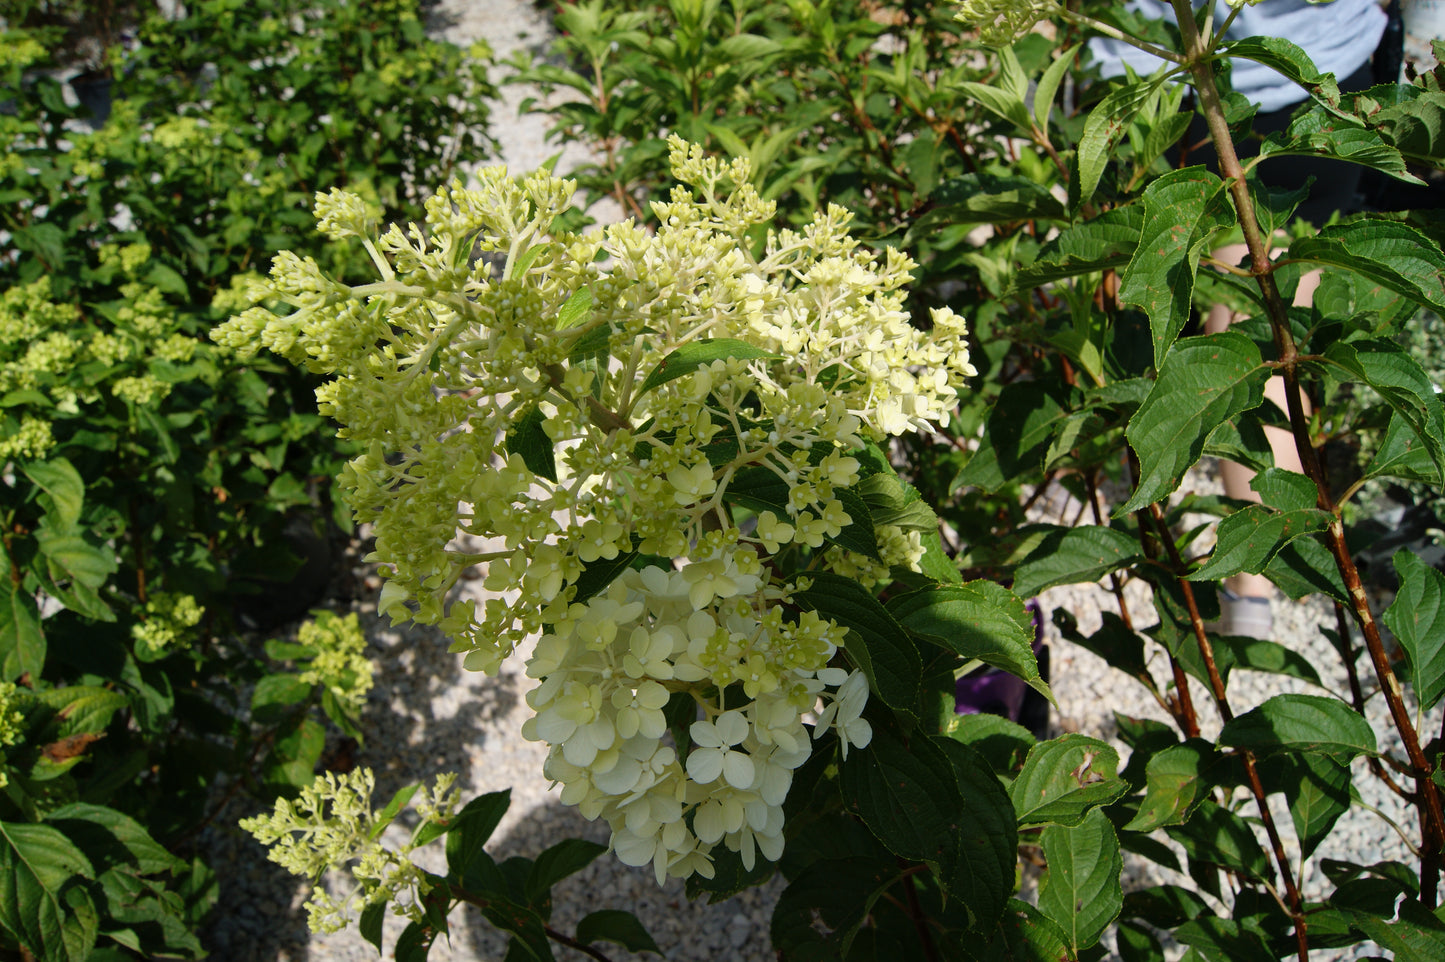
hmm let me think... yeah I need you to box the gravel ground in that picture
[199,3,1418,958]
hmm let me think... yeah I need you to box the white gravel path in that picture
[198,4,1419,959]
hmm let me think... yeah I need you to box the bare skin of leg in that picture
[1207,243,1318,599]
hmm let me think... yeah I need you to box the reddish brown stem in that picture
[1172,0,1444,911]
[1145,501,1307,959]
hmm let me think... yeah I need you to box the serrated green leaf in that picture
[553,286,592,330]
[1010,734,1128,827]
[889,581,1051,704]
[34,530,115,592]
[525,838,605,905]
[359,898,387,951]
[371,784,421,841]
[1225,37,1343,112]
[1174,915,1277,962]
[1125,740,1220,833]
[1038,808,1122,954]
[1035,47,1079,132]
[954,81,1031,133]
[1219,693,1376,760]
[504,406,558,483]
[1291,220,1445,315]
[1012,524,1145,597]
[33,686,127,737]
[793,572,921,716]
[1116,919,1167,962]
[1120,168,1235,366]
[0,582,44,681]
[263,716,325,789]
[250,674,312,721]
[1014,206,1142,288]
[0,820,96,961]
[1121,333,1269,514]
[576,909,662,956]
[1077,77,1167,209]
[840,728,961,863]
[1258,102,1421,182]
[395,921,434,962]
[905,174,1065,244]
[445,790,511,884]
[1189,503,1332,582]
[1323,338,1445,480]
[637,338,780,396]
[1263,535,1349,602]
[1368,410,1445,485]
[934,738,1017,928]
[1274,755,1351,861]
[1335,901,1445,959]
[21,460,84,529]
[954,382,1072,493]
[1383,550,1445,710]
[1166,801,1271,882]
[942,712,1035,775]
[770,856,899,960]
[962,899,1073,962]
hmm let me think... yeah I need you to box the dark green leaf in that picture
[250,674,311,722]
[954,382,1072,493]
[934,738,1017,927]
[1175,915,1277,962]
[43,803,181,877]
[263,716,325,789]
[1275,755,1351,861]
[1014,206,1142,288]
[525,838,605,905]
[1126,739,1220,832]
[1219,693,1377,761]
[1116,920,1166,962]
[1166,801,1271,882]
[771,857,899,960]
[637,338,780,396]
[1121,333,1269,514]
[889,581,1051,703]
[942,712,1035,776]
[1341,900,1445,961]
[445,790,511,884]
[1119,168,1235,366]
[0,582,45,681]
[906,175,1065,244]
[504,406,558,483]
[840,729,961,864]
[1038,808,1122,954]
[395,921,434,962]
[575,909,661,956]
[794,572,921,717]
[1291,220,1445,316]
[21,460,84,529]
[1382,550,1445,710]
[1122,884,1213,928]
[0,820,95,961]
[359,898,386,951]
[1324,338,1445,481]
[962,899,1072,962]
[1188,504,1332,582]
[1012,525,1145,597]
[1263,535,1349,602]
[1077,77,1167,209]
[1010,734,1128,827]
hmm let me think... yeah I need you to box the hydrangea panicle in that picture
[220,138,975,883]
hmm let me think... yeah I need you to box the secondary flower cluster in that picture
[218,138,974,887]
[240,768,459,933]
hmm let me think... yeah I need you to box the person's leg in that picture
[1206,245,1316,632]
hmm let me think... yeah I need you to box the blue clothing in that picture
[1088,0,1389,112]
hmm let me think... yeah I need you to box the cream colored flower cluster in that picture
[217,138,974,882]
[520,560,870,884]
[953,0,1060,46]
[241,768,459,934]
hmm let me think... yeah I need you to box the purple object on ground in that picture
[955,600,1045,721]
